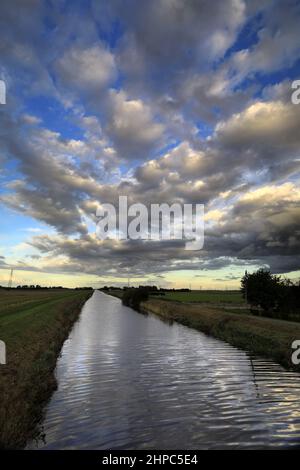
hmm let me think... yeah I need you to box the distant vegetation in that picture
[102,269,300,322]
[0,284,64,290]
[0,285,93,290]
[102,286,243,305]
[122,288,149,311]
[101,286,244,313]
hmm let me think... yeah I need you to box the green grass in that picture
[0,289,92,449]
[151,290,244,304]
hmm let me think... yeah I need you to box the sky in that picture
[0,0,300,289]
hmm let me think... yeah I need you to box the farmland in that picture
[151,290,243,304]
[0,288,92,449]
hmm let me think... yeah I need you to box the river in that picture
[29,290,300,449]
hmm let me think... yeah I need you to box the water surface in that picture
[30,291,300,449]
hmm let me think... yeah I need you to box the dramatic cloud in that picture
[101,0,246,79]
[0,0,300,285]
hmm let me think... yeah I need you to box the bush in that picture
[241,269,300,318]
[122,288,149,311]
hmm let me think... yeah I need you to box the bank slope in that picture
[0,289,92,449]
[141,299,300,371]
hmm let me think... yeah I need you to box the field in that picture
[0,288,92,449]
[151,290,243,304]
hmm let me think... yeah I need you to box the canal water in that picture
[30,291,300,449]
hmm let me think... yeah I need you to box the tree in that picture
[241,269,284,315]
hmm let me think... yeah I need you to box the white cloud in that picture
[56,44,116,93]
[216,100,300,151]
[106,90,165,159]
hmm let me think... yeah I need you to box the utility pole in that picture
[245,270,248,305]
[8,268,13,289]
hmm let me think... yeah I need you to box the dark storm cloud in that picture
[95,0,246,80]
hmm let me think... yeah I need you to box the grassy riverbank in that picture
[140,298,300,371]
[0,289,92,449]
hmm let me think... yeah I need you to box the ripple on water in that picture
[28,291,300,450]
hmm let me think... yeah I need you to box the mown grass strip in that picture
[0,289,92,449]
